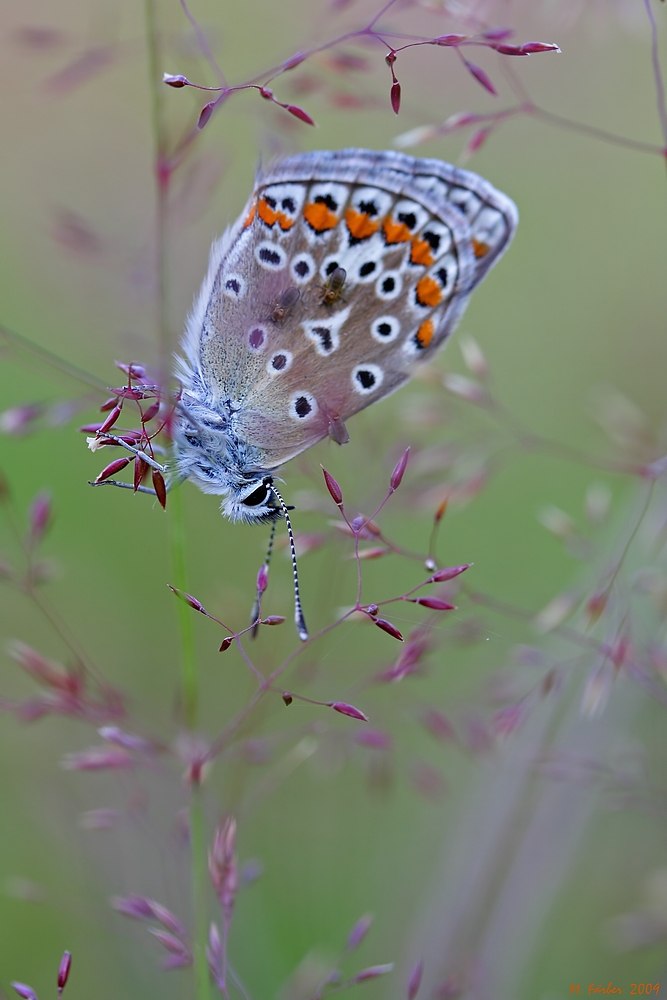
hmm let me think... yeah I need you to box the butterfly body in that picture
[173,148,518,522]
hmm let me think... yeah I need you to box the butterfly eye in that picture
[242,483,269,507]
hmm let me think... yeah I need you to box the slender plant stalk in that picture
[144,3,210,996]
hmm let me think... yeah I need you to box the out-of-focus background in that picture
[1,1,667,997]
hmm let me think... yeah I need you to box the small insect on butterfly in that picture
[97,149,518,640]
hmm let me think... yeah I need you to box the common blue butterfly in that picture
[172,148,517,526]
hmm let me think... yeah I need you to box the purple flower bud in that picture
[262,615,285,626]
[407,959,423,1000]
[330,701,369,722]
[219,637,233,652]
[282,692,293,705]
[346,913,373,950]
[57,951,72,994]
[390,447,410,490]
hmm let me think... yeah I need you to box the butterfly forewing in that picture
[178,149,517,474]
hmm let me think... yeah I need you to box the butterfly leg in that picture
[90,433,168,473]
[250,518,277,638]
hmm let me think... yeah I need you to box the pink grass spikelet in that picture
[219,637,233,652]
[95,457,131,483]
[98,726,152,752]
[352,963,394,983]
[330,701,369,722]
[261,615,286,625]
[390,447,410,491]
[152,469,167,509]
[407,959,424,1000]
[112,894,156,919]
[98,406,122,434]
[209,816,238,917]
[435,34,467,46]
[322,467,344,506]
[429,563,471,583]
[163,73,190,87]
[57,951,71,995]
[28,492,52,543]
[390,81,401,115]
[256,561,269,594]
[168,586,208,615]
[355,728,392,750]
[286,104,316,126]
[374,618,404,641]
[408,597,456,611]
[197,101,216,130]
[346,912,373,950]
[420,708,456,743]
[461,58,498,96]
[11,984,39,1000]
[62,746,134,771]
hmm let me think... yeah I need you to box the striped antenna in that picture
[267,480,308,642]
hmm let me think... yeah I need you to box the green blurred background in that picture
[1,1,667,997]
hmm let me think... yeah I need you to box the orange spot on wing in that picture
[410,237,435,267]
[415,319,434,349]
[415,276,442,308]
[472,238,490,258]
[345,208,379,240]
[258,198,295,231]
[304,202,338,232]
[243,202,256,228]
[383,216,412,244]
[258,198,278,226]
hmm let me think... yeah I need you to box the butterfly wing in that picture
[179,149,518,473]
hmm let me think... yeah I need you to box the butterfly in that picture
[87,149,516,638]
[172,148,517,532]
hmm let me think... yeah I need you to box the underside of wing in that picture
[177,149,518,472]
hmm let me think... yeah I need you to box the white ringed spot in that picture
[371,315,401,344]
[267,350,293,375]
[290,252,316,285]
[352,363,384,395]
[289,391,318,421]
[255,241,287,270]
[223,273,246,300]
[375,270,402,301]
[247,325,267,352]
